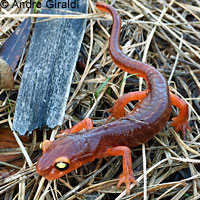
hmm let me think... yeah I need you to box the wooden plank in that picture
[13,0,88,135]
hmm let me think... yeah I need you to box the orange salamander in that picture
[37,2,191,193]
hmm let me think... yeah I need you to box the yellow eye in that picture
[40,140,52,153]
[55,162,69,171]
[39,142,43,149]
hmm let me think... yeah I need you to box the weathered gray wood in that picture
[13,0,88,135]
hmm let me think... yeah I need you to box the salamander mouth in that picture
[37,166,64,180]
[36,155,71,180]
[36,157,54,178]
[43,173,61,180]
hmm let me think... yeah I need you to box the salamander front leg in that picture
[106,91,147,123]
[57,118,93,137]
[100,146,139,194]
[170,92,191,138]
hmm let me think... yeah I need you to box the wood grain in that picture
[13,0,88,135]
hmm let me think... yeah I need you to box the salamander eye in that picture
[40,140,52,153]
[55,162,69,171]
[39,142,43,149]
[54,157,70,171]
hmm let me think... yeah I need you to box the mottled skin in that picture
[37,2,190,193]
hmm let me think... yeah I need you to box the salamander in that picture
[36,2,191,194]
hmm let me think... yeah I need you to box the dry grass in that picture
[0,0,200,199]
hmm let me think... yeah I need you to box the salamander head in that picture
[36,135,86,180]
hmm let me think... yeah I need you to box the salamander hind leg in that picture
[100,146,139,194]
[106,91,147,123]
[170,92,191,138]
[57,118,93,137]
